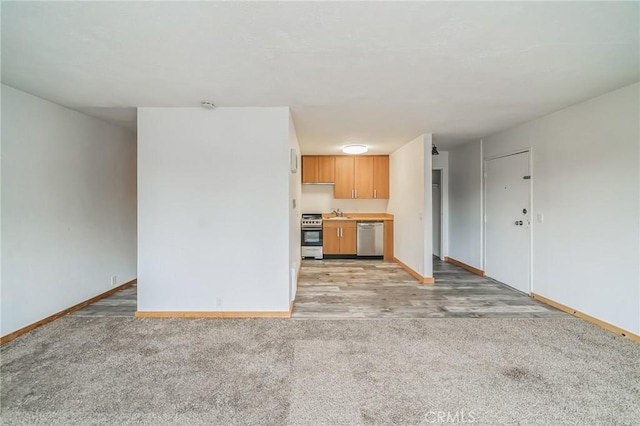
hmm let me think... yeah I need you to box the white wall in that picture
[300,185,388,213]
[448,141,483,269]
[432,151,449,170]
[423,134,433,277]
[289,114,301,301]
[137,107,292,312]
[481,83,639,335]
[387,134,433,278]
[1,85,137,336]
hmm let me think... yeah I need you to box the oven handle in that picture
[301,227,323,231]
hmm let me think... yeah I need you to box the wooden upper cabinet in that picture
[302,156,335,183]
[373,156,390,199]
[317,156,335,183]
[334,157,355,199]
[304,154,388,199]
[302,156,318,183]
[332,155,389,199]
[354,156,374,199]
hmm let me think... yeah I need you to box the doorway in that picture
[432,169,443,259]
[484,151,532,294]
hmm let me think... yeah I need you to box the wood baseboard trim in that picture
[0,279,137,345]
[444,257,485,277]
[531,293,640,343]
[394,257,435,285]
[135,310,292,318]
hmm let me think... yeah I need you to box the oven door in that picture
[301,228,323,246]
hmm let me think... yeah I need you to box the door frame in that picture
[432,166,448,260]
[482,147,534,294]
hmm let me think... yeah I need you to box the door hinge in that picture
[523,175,531,180]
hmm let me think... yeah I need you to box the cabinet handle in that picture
[337,228,339,238]
[374,189,377,198]
[340,228,343,238]
[355,189,357,198]
[351,189,354,198]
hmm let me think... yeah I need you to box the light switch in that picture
[537,213,544,223]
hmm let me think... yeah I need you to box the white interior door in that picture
[485,152,531,293]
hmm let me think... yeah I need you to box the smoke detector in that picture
[201,101,216,109]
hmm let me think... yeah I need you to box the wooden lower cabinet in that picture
[323,224,341,254]
[323,221,357,255]
[340,225,357,254]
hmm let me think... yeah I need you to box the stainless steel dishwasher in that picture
[357,222,384,257]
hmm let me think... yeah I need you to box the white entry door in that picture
[485,151,531,294]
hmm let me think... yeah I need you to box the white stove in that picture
[301,215,323,228]
[301,213,323,259]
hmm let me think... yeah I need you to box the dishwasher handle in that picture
[357,222,383,227]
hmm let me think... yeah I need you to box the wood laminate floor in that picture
[68,258,566,319]
[291,257,567,319]
[68,284,137,317]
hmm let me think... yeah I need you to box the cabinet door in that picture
[302,156,318,183]
[340,223,358,254]
[317,156,335,183]
[354,156,374,199]
[373,156,390,199]
[323,222,341,255]
[334,157,355,199]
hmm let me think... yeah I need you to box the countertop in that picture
[321,213,393,222]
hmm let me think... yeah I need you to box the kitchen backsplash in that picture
[301,185,389,213]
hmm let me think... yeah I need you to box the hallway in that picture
[68,258,567,320]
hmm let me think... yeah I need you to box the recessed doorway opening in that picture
[432,169,443,260]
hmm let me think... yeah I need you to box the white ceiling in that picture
[2,2,638,153]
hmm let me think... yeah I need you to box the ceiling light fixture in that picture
[432,144,439,156]
[201,100,216,109]
[342,144,368,154]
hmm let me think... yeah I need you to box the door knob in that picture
[515,221,519,225]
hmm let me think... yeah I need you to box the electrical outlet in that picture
[111,275,117,286]
[216,297,223,308]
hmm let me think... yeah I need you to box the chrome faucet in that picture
[331,208,342,217]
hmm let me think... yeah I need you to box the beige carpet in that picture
[1,316,639,425]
